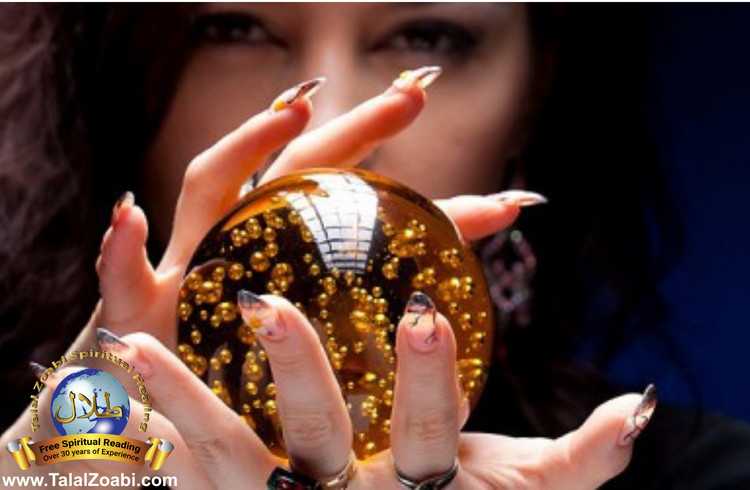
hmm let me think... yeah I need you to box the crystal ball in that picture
[175,168,494,459]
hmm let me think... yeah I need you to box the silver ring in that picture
[395,458,459,489]
[290,450,357,489]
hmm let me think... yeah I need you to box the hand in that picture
[96,297,656,490]
[2,64,548,483]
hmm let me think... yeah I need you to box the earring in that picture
[478,228,537,335]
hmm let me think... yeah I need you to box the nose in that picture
[295,31,374,131]
[305,70,358,132]
[298,58,383,170]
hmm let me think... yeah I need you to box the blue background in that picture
[600,5,750,423]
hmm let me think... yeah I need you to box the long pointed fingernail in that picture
[618,383,658,446]
[111,191,135,227]
[29,361,48,378]
[486,190,548,207]
[237,290,285,340]
[403,291,439,352]
[269,77,326,113]
[96,327,129,351]
[389,65,442,94]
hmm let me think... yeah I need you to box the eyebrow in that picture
[374,2,509,15]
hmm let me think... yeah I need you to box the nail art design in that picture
[111,191,135,226]
[96,327,129,351]
[618,383,658,446]
[403,291,438,347]
[486,190,548,207]
[393,65,443,92]
[29,361,47,378]
[237,290,284,339]
[269,77,326,113]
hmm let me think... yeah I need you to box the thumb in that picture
[548,384,658,490]
[96,192,157,329]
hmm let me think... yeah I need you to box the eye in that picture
[375,19,478,57]
[191,12,278,46]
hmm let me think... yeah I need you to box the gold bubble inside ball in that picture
[176,168,495,460]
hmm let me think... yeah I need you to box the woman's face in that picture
[143,3,531,246]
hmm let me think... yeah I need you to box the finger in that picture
[260,66,442,185]
[97,193,158,330]
[97,330,277,488]
[237,290,353,479]
[159,78,322,272]
[435,196,520,244]
[545,385,658,490]
[434,190,547,243]
[124,402,211,488]
[390,292,461,481]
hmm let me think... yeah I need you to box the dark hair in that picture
[0,4,686,437]
[468,4,688,437]
[0,4,197,426]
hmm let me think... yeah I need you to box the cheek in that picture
[378,65,530,198]
[374,18,531,199]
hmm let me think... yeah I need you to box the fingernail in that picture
[402,65,443,89]
[269,77,326,113]
[237,290,285,340]
[391,65,443,93]
[111,191,135,227]
[29,361,47,378]
[618,383,658,446]
[485,190,548,207]
[96,327,129,351]
[403,291,439,352]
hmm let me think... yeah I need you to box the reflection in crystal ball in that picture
[176,168,494,459]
